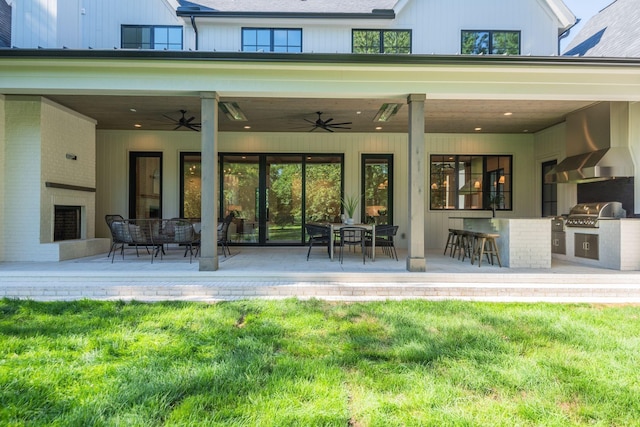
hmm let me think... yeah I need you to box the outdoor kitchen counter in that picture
[555,218,640,271]
[449,217,551,268]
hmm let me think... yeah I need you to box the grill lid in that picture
[565,202,626,227]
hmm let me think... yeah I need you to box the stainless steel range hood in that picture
[545,102,635,184]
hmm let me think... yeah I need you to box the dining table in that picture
[328,223,376,261]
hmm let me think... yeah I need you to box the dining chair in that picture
[304,223,331,260]
[339,226,366,264]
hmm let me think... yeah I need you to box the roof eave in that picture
[176,8,396,20]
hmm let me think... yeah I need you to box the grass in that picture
[1,299,639,426]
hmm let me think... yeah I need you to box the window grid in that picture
[461,30,520,55]
[242,28,302,52]
[121,25,182,50]
[430,155,512,211]
[353,30,411,54]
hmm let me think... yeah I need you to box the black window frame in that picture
[461,30,521,55]
[241,28,303,52]
[121,25,183,50]
[352,29,412,54]
[430,154,513,211]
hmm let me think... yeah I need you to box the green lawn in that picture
[1,298,638,426]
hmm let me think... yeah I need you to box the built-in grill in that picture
[565,202,626,228]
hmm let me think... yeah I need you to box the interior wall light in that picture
[219,102,248,121]
[498,175,505,184]
[474,180,481,189]
[373,103,401,122]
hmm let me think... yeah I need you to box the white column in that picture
[406,94,427,272]
[199,92,219,271]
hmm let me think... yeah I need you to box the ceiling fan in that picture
[163,110,201,131]
[305,111,352,132]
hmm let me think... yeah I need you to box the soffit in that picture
[44,94,594,133]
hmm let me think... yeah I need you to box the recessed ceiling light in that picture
[356,111,362,115]
[134,123,142,128]
[375,126,383,130]
[243,125,251,129]
[130,108,137,112]
[523,129,529,133]
[475,127,482,131]
[504,112,513,116]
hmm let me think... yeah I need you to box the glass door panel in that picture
[129,152,162,219]
[305,155,343,224]
[222,155,260,243]
[267,155,303,244]
[180,152,201,219]
[362,154,393,224]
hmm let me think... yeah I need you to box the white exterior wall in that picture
[11,0,182,49]
[630,102,640,215]
[0,95,5,260]
[95,129,536,251]
[10,0,563,54]
[0,97,103,261]
[40,98,97,243]
[534,122,576,216]
[192,0,562,55]
[3,96,45,261]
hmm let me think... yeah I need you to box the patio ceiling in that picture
[45,94,595,134]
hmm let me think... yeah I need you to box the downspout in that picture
[558,18,580,55]
[190,15,199,51]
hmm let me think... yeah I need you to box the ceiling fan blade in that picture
[174,124,183,130]
[324,118,334,124]
[162,114,177,122]
[304,118,317,125]
[187,116,196,123]
[328,121,352,126]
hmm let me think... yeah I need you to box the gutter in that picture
[176,7,395,20]
[189,15,199,51]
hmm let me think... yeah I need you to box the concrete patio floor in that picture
[1,245,639,303]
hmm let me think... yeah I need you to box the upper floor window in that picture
[353,30,411,54]
[242,28,302,52]
[461,30,520,55]
[430,155,512,211]
[121,25,183,50]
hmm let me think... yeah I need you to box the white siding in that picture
[534,122,576,216]
[0,95,5,260]
[95,129,536,251]
[193,0,562,55]
[11,0,184,49]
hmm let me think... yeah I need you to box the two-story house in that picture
[1,0,640,272]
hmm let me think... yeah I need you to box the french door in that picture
[129,152,162,219]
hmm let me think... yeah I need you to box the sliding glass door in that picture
[129,152,162,219]
[217,153,343,245]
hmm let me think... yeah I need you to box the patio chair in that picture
[108,219,154,263]
[168,218,198,263]
[105,214,124,258]
[339,226,367,264]
[218,213,235,257]
[304,223,331,260]
[367,224,399,261]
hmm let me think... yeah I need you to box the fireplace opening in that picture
[54,205,81,241]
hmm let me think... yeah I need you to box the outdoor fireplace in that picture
[54,205,81,241]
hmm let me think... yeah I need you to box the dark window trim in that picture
[460,29,521,55]
[121,25,183,50]
[430,154,513,211]
[129,151,163,219]
[361,153,394,224]
[241,27,303,52]
[352,29,412,54]
[541,159,557,217]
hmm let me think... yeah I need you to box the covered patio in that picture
[1,246,639,303]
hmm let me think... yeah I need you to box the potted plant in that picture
[341,194,360,224]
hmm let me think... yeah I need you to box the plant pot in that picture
[345,218,355,225]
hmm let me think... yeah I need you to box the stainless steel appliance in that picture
[565,202,626,228]
[551,216,566,254]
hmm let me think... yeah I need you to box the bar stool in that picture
[471,233,502,267]
[454,230,474,262]
[443,229,459,257]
